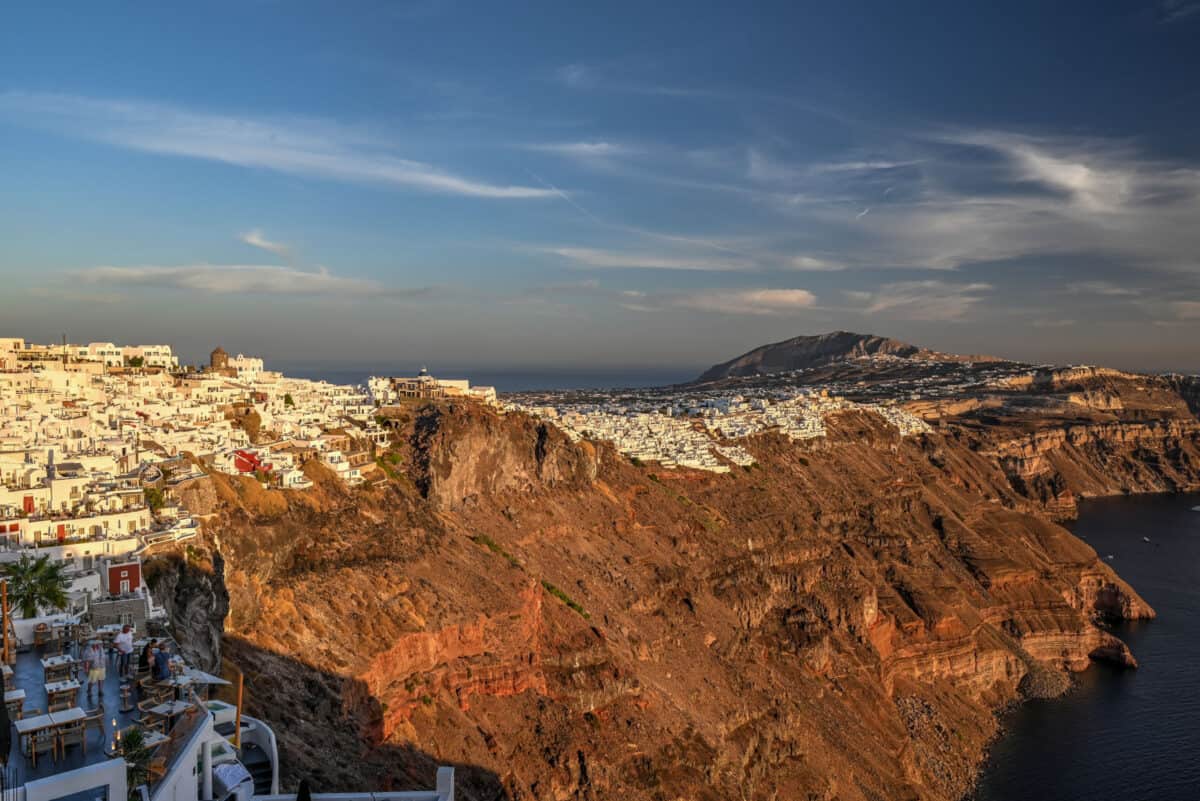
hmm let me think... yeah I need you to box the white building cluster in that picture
[515,391,930,474]
[1,338,180,370]
[368,369,497,405]
[0,345,400,573]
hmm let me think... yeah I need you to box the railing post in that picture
[202,739,213,800]
[435,767,454,801]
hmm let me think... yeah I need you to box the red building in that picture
[107,561,142,596]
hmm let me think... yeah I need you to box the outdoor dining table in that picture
[41,655,79,670]
[14,707,85,765]
[45,679,81,705]
[5,688,26,715]
[14,713,54,736]
[148,700,194,727]
[48,707,85,726]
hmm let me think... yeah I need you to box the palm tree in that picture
[2,554,70,619]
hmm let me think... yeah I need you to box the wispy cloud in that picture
[1066,280,1140,297]
[546,246,752,272]
[1160,0,1200,22]
[673,288,816,315]
[776,131,1200,273]
[849,281,993,321]
[790,256,844,271]
[525,141,634,159]
[73,264,427,298]
[239,229,291,259]
[0,91,556,199]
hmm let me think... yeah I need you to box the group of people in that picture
[77,625,175,699]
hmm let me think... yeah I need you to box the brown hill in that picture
[696,330,998,382]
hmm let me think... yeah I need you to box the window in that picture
[119,579,130,594]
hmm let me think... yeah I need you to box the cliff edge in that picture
[143,380,1200,801]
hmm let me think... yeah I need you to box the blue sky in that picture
[2,0,1200,372]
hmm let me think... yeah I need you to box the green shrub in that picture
[541,579,590,619]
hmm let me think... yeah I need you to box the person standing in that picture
[114,624,135,679]
[84,640,106,700]
[153,644,172,682]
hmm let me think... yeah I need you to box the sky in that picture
[2,0,1200,374]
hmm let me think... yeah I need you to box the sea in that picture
[270,363,703,393]
[973,492,1200,800]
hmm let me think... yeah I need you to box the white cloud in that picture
[790,256,844,271]
[810,160,920,173]
[0,91,556,199]
[73,264,424,298]
[673,288,816,315]
[527,141,632,158]
[547,246,752,272]
[239,229,290,259]
[851,281,993,321]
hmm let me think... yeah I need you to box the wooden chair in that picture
[48,697,73,713]
[134,699,165,728]
[82,707,106,741]
[58,720,87,757]
[27,727,55,768]
[6,699,22,720]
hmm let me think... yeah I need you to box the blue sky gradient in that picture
[2,1,1200,371]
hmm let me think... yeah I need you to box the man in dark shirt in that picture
[153,645,172,681]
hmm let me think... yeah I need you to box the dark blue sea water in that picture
[973,492,1200,801]
[270,363,701,392]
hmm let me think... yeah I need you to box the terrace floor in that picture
[5,639,165,785]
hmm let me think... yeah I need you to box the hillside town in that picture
[0,337,506,636]
[0,335,472,801]
[512,388,931,473]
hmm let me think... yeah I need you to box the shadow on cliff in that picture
[221,634,512,801]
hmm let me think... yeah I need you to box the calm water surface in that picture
[974,492,1200,800]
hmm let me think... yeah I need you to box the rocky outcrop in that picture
[986,419,1200,510]
[144,552,229,672]
[410,402,598,510]
[146,380,1200,801]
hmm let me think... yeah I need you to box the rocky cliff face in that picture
[142,387,1200,801]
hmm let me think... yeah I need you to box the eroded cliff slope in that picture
[151,372,1200,801]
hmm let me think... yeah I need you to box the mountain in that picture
[696,330,989,382]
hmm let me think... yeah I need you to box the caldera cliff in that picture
[150,367,1200,801]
